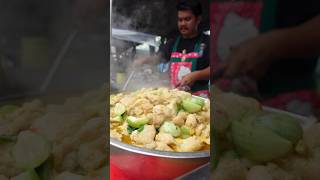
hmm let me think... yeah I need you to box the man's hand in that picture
[224,32,277,80]
[176,71,200,87]
[176,66,210,88]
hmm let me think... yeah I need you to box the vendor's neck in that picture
[182,31,198,39]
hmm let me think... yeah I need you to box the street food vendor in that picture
[135,0,210,98]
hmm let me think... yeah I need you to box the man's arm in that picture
[177,34,211,87]
[270,15,320,60]
[224,15,320,79]
[194,66,210,80]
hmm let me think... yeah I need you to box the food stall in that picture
[109,0,211,179]
[109,28,211,180]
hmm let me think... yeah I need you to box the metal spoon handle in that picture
[122,71,135,91]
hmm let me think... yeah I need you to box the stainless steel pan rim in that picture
[110,138,210,158]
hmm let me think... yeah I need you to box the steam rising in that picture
[111,1,172,92]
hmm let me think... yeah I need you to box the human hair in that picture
[176,0,202,17]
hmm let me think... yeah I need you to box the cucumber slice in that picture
[54,172,84,180]
[159,122,181,137]
[11,169,40,180]
[190,96,205,107]
[127,116,149,128]
[182,100,202,113]
[232,120,292,162]
[114,103,126,115]
[12,131,51,169]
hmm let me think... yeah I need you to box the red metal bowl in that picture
[110,138,210,180]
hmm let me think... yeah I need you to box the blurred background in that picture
[0,0,109,179]
[211,1,320,179]
[212,0,320,118]
[0,0,108,104]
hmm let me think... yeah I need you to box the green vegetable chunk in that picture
[160,121,181,137]
[127,116,149,128]
[231,120,293,162]
[180,125,191,139]
[113,115,123,122]
[182,100,202,113]
[114,103,126,115]
[137,125,145,132]
[127,126,136,134]
[13,131,51,169]
[190,96,205,107]
[256,113,303,145]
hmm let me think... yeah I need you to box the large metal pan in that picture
[110,95,210,180]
